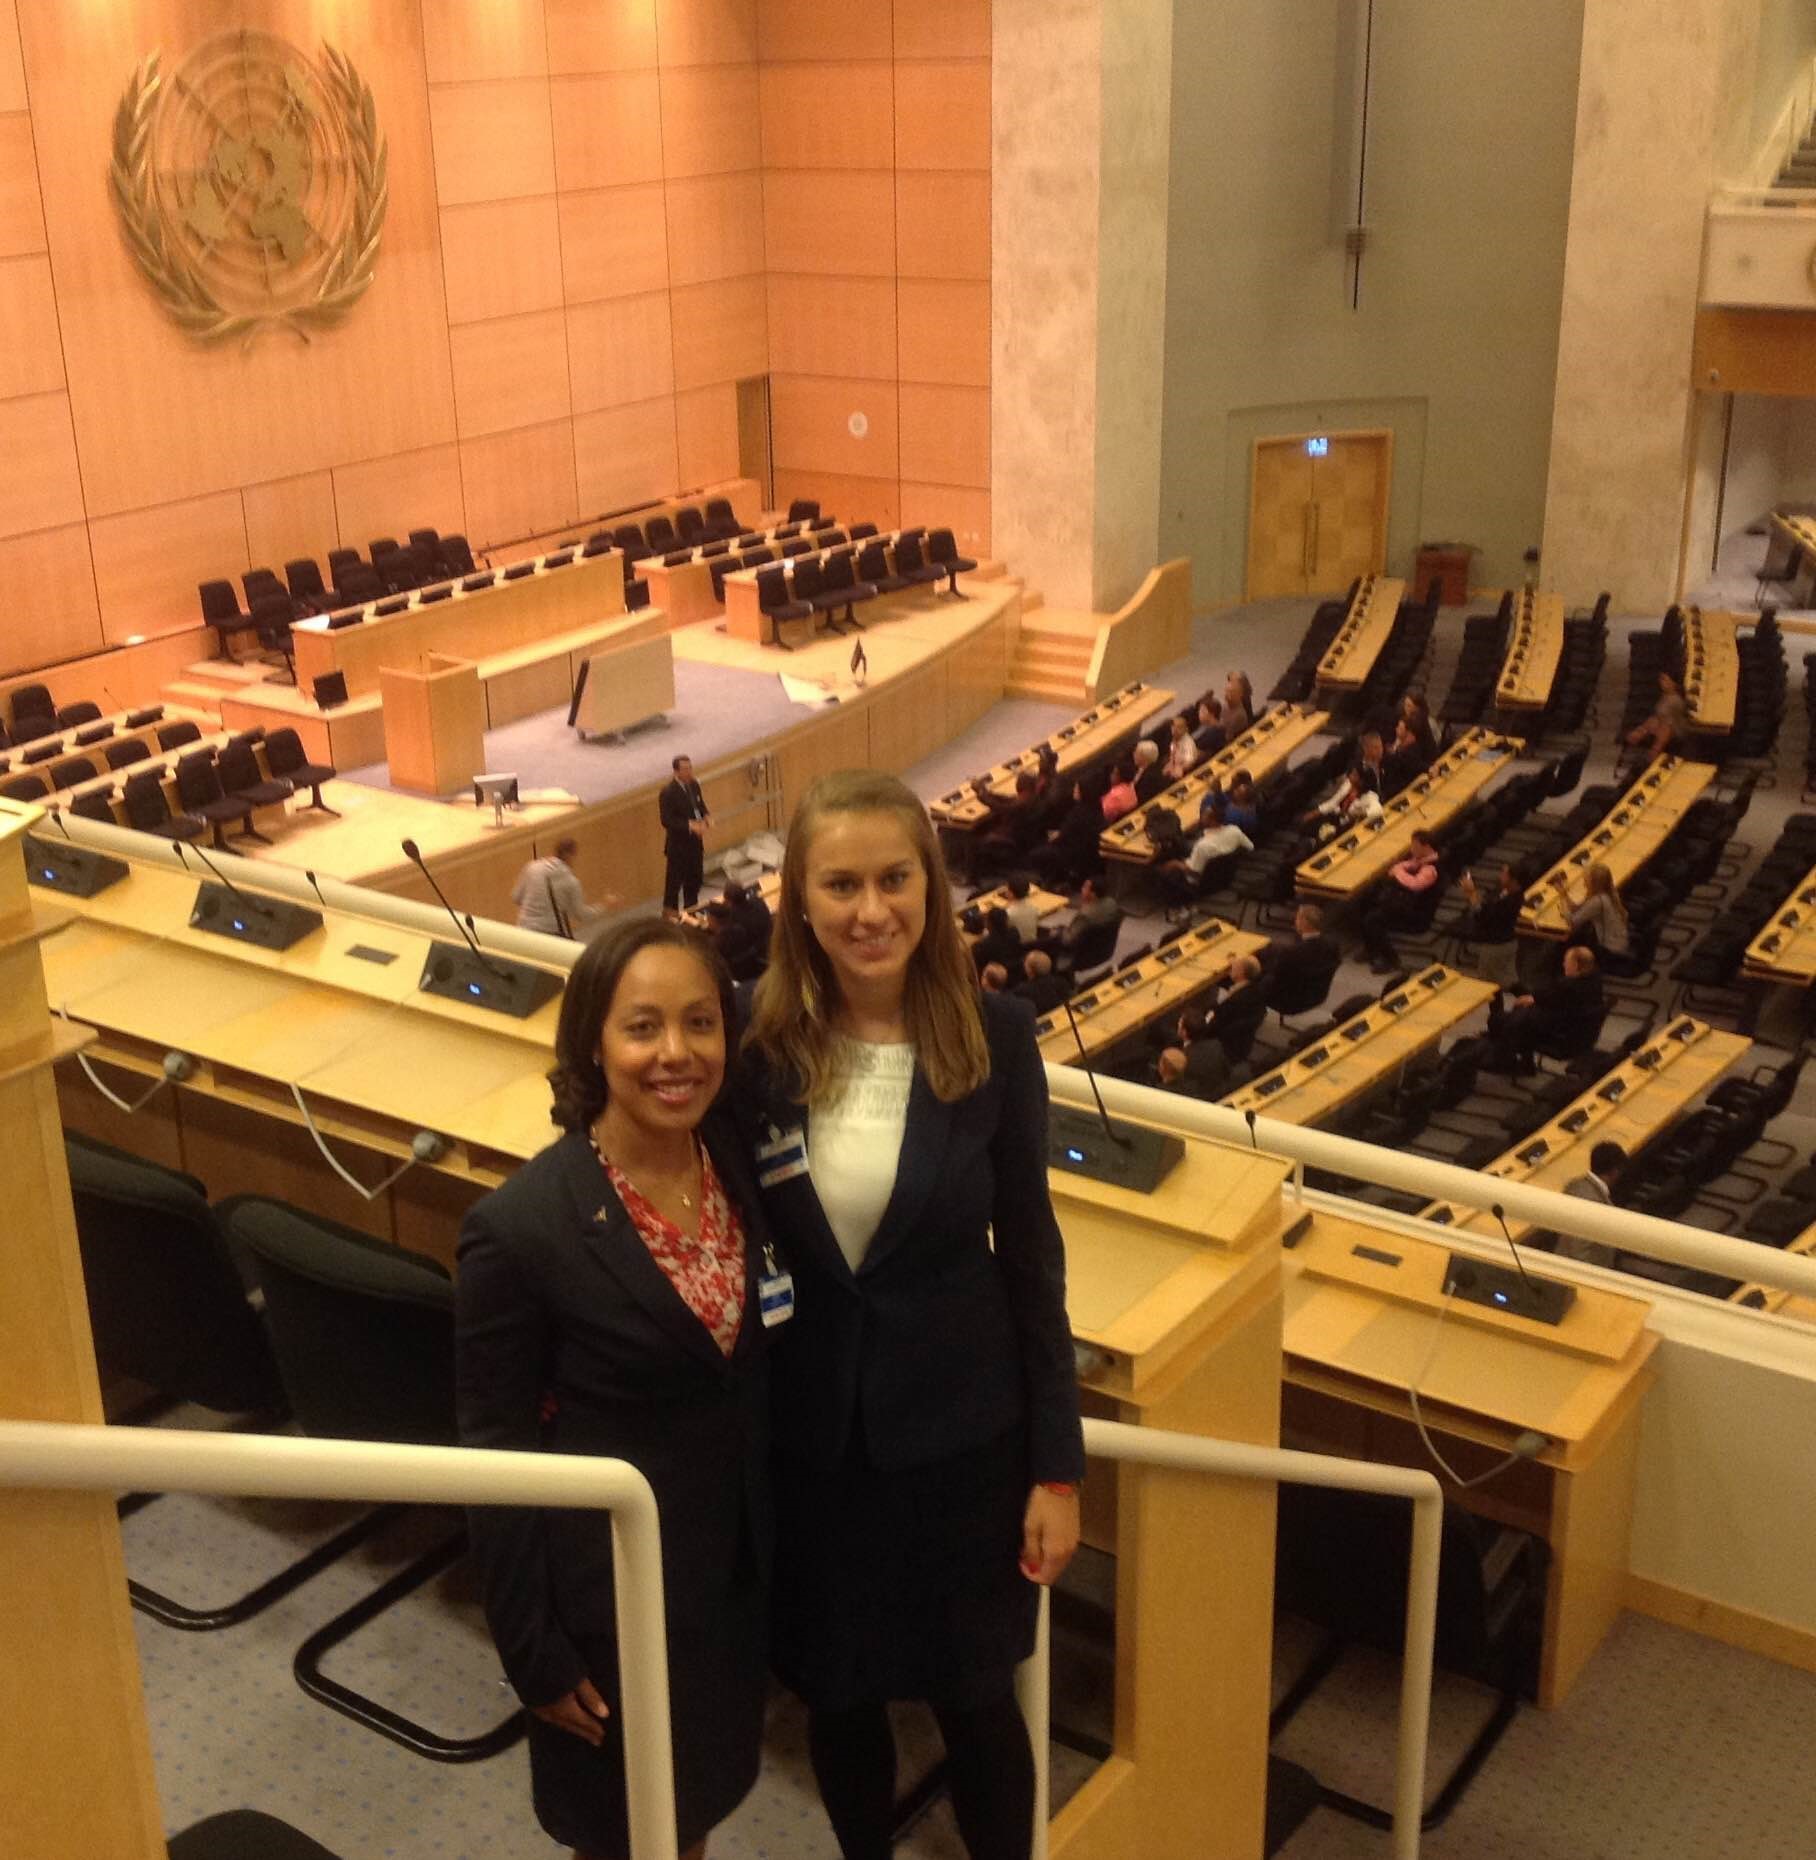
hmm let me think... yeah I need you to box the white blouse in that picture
[808,1039,914,1273]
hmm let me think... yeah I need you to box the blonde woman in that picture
[1163,711,1200,782]
[1549,860,1629,958]
[736,769,1083,1860]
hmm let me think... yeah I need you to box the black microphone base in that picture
[23,835,130,899]
[418,940,563,1019]
[189,882,323,950]
[1444,1253,1576,1326]
[1047,1103,1184,1195]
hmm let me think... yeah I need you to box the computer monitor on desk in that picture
[474,771,519,827]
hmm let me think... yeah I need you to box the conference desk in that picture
[1767,511,1816,594]
[1742,858,1816,983]
[1315,574,1405,689]
[0,705,213,781]
[1221,965,1496,1126]
[1034,918,1268,1064]
[1296,728,1522,899]
[636,522,835,626]
[1519,754,1714,939]
[1420,1016,1751,1241]
[1099,704,1330,865]
[930,681,1176,828]
[1680,606,1741,734]
[677,876,1066,945]
[1494,590,1565,710]
[1732,1221,1816,1318]
[292,546,627,700]
[1280,1207,1657,1706]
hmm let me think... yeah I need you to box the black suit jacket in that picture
[1206,979,1270,1060]
[1529,969,1605,1040]
[732,992,1085,1485]
[659,777,707,851]
[454,1119,773,1708]
[1264,932,1340,999]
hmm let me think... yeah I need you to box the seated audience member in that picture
[967,767,1046,878]
[1457,863,1523,988]
[704,880,773,982]
[1030,773,1111,886]
[1357,729,1386,792]
[969,904,1023,977]
[1052,875,1124,963]
[1303,763,1383,840]
[1155,1030,1234,1101]
[1224,770,1261,837]
[1625,670,1687,759]
[1551,1140,1629,1268]
[1002,873,1043,944]
[1402,692,1438,761]
[1158,796,1251,905]
[979,962,1009,994]
[1192,693,1225,753]
[1222,671,1254,737]
[1264,901,1339,995]
[1380,717,1432,798]
[1015,947,1071,1014]
[1552,861,1630,960]
[1199,954,1269,1063]
[1163,713,1199,782]
[1145,808,1192,897]
[1131,737,1167,802]
[1487,944,1604,1075]
[1361,829,1444,973]
[1101,758,1139,822]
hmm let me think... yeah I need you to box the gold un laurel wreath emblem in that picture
[110,31,388,345]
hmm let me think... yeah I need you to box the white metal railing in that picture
[0,1418,1444,1860]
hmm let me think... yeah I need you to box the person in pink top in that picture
[1100,759,1139,821]
[1361,829,1443,973]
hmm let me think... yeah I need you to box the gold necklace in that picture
[590,1128,698,1210]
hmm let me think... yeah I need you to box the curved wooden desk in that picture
[1495,590,1565,710]
[1742,859,1816,983]
[1316,574,1404,689]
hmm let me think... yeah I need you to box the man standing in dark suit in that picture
[659,753,709,914]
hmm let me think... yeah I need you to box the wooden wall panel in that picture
[657,0,758,67]
[88,490,247,646]
[561,184,671,301]
[551,74,666,191]
[675,382,742,487]
[441,198,566,324]
[898,278,989,386]
[421,0,549,83]
[568,291,676,411]
[768,273,896,379]
[894,61,991,170]
[449,308,573,440]
[548,0,660,74]
[0,0,24,111]
[773,467,900,533]
[333,446,467,552]
[771,374,899,477]
[759,64,894,169]
[666,172,766,286]
[0,391,80,538]
[763,170,896,275]
[460,421,580,547]
[429,79,557,205]
[0,252,62,399]
[670,274,768,391]
[894,0,992,61]
[901,479,990,554]
[758,0,892,62]
[241,472,337,576]
[661,65,762,177]
[0,110,45,257]
[574,398,681,514]
[0,522,100,673]
[899,382,989,488]
[896,172,989,278]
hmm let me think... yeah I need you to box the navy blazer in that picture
[454,1116,773,1708]
[733,991,1085,1486]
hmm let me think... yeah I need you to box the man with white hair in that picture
[1131,736,1167,803]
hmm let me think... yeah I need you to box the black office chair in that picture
[263,728,339,816]
[174,750,258,849]
[927,528,977,595]
[169,1810,347,1860]
[68,786,118,823]
[0,771,48,801]
[198,579,250,652]
[56,699,102,729]
[157,719,204,752]
[48,754,97,792]
[225,1196,525,1764]
[121,768,204,840]
[217,737,294,832]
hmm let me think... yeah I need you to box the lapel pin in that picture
[594,1206,609,1224]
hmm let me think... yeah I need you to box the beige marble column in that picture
[993,0,1173,614]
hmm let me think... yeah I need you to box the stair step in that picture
[1005,676,1090,703]
[161,680,228,713]
[1016,641,1094,674]
[178,658,267,687]
[1021,587,1045,615]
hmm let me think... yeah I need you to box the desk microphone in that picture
[1063,998,1130,1150]
[47,805,71,839]
[1491,1202,1538,1298]
[176,836,273,917]
[304,869,328,911]
[1245,1108,1259,1152]
[176,837,321,949]
[401,838,507,979]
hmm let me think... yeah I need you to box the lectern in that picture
[381,653,484,796]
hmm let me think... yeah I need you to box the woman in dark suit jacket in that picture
[456,919,776,1860]
[736,769,1084,1860]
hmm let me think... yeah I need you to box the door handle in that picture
[1307,501,1321,579]
[1302,503,1314,578]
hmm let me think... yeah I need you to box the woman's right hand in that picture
[533,1677,611,1745]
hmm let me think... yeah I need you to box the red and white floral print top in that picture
[598,1144,747,1356]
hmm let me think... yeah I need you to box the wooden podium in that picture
[381,653,484,796]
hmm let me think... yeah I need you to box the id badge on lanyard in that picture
[757,1239,795,1328]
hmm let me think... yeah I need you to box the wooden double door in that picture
[1246,429,1391,598]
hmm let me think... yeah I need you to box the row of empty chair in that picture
[748,529,974,644]
[0,700,192,774]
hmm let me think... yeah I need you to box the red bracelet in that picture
[1038,1481,1078,1497]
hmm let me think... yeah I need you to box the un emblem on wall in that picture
[109,32,388,344]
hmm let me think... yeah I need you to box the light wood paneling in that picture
[661,65,762,178]
[241,472,337,576]
[548,0,660,73]
[894,0,992,61]
[0,391,80,538]
[771,375,899,477]
[901,479,990,554]
[449,308,573,440]
[430,79,557,205]
[88,490,247,645]
[666,172,766,286]
[759,0,892,62]
[552,73,666,192]
[333,446,467,552]
[560,184,671,301]
[0,522,100,673]
[421,0,549,83]
[894,60,991,170]
[568,291,675,411]
[675,383,741,487]
[574,397,681,514]
[759,63,895,169]
[657,0,758,67]
[764,170,896,275]
[441,197,566,324]
[0,252,62,399]
[670,273,768,390]
[461,420,580,546]
[0,110,45,257]
[899,382,988,488]
[0,0,24,111]
[897,278,989,386]
[773,467,901,534]
[896,171,989,278]
[767,273,896,380]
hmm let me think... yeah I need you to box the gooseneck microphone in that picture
[401,838,506,977]
[304,869,328,911]
[176,835,321,949]
[1491,1202,1539,1297]
[176,836,273,917]
[1245,1108,1259,1152]
[1063,998,1130,1150]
